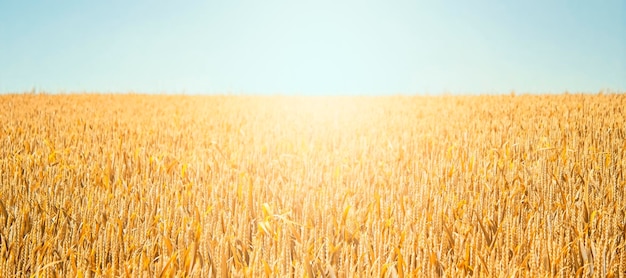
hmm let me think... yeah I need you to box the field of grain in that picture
[1,93,625,277]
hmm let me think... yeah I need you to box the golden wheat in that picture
[0,93,625,277]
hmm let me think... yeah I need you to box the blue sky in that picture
[0,1,624,95]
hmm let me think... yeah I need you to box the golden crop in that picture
[0,93,625,277]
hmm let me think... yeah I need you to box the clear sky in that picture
[1,1,624,95]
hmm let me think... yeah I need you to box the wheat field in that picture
[0,93,625,277]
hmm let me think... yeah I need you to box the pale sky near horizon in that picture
[1,1,624,95]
